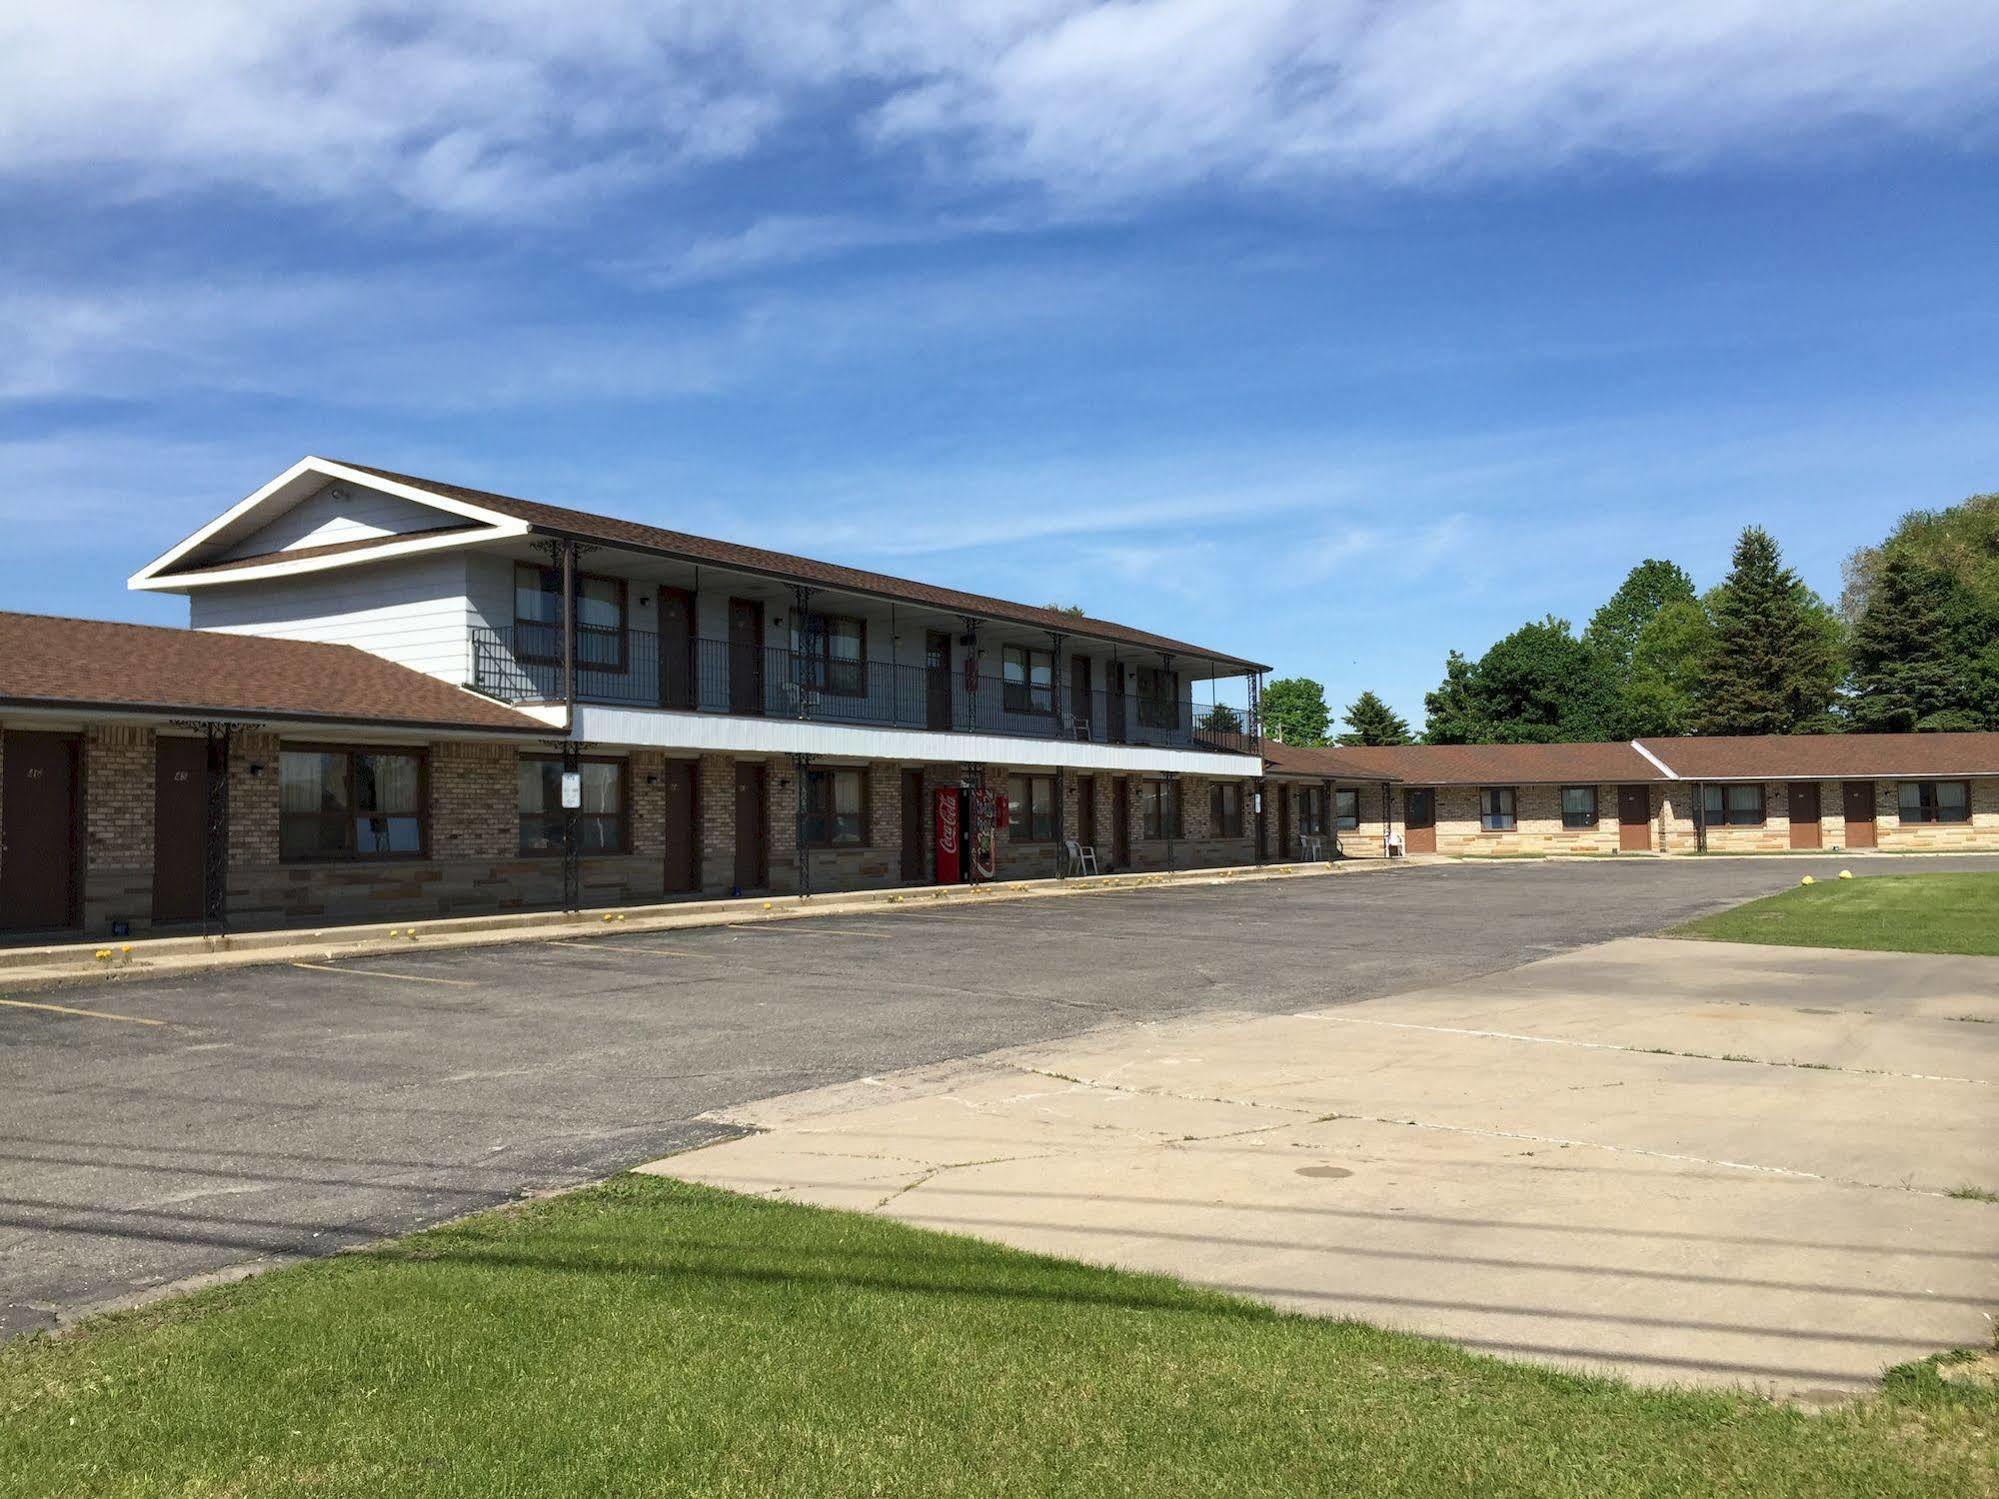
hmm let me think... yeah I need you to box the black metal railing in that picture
[470,625,1260,754]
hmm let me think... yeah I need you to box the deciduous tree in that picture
[1261,676,1331,746]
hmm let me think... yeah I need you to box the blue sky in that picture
[5,2,1998,727]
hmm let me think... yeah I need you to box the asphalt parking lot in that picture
[6,854,1998,1337]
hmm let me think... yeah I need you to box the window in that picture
[1140,779,1180,840]
[280,748,425,861]
[801,613,867,697]
[1002,645,1055,716]
[1135,667,1180,729]
[519,757,628,855]
[1479,787,1517,832]
[1561,786,1599,829]
[1702,784,1766,826]
[1007,774,1057,841]
[1210,782,1244,838]
[1297,787,1328,836]
[1335,788,1360,830]
[513,565,627,670]
[804,767,866,846]
[1899,780,1970,824]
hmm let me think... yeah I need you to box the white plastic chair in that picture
[1063,839,1100,877]
[1384,829,1405,858]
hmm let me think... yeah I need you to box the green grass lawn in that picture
[4,1178,1994,1498]
[1672,871,1999,957]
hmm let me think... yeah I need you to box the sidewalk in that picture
[0,858,1393,992]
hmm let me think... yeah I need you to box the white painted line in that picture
[290,962,477,988]
[0,996,168,1027]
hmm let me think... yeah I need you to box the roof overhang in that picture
[129,457,532,592]
[0,695,544,740]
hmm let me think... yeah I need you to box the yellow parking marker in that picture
[290,962,477,987]
[0,996,167,1026]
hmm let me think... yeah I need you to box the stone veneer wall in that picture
[1659,777,1999,854]
[1428,783,1630,857]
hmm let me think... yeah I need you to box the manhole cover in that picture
[1295,1166,1353,1180]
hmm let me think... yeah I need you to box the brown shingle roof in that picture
[1642,733,1999,780]
[1258,742,1403,781]
[332,460,1268,672]
[0,612,544,734]
[1280,741,1661,785]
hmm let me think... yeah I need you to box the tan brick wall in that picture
[698,752,735,892]
[1429,783,1627,856]
[430,740,515,860]
[1877,776,1999,852]
[629,749,666,859]
[228,731,281,866]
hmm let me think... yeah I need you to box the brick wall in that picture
[431,740,515,860]
[698,752,736,892]
[82,724,155,931]
[1429,783,1628,856]
[1874,777,1999,852]
[229,731,281,866]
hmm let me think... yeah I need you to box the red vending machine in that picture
[933,787,961,884]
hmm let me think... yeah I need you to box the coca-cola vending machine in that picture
[933,787,961,884]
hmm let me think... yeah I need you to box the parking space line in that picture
[290,962,478,987]
[0,996,168,1027]
[725,923,893,939]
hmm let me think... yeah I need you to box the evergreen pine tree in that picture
[1337,690,1413,746]
[1694,527,1843,735]
[1847,555,1979,731]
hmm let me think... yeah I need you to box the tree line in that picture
[1262,490,1999,747]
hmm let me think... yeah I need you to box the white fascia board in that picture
[132,523,526,591]
[128,456,532,590]
[1629,740,1680,778]
[570,705,1264,775]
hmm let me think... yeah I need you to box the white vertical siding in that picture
[190,554,476,682]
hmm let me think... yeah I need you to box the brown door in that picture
[657,586,696,710]
[1843,782,1876,848]
[152,737,211,924]
[925,631,953,731]
[728,598,764,715]
[1,731,81,931]
[732,761,767,890]
[1075,775,1096,851]
[1403,787,1436,854]
[1111,778,1131,868]
[663,760,698,892]
[900,770,927,882]
[1106,663,1128,744]
[1070,655,1093,737]
[1789,782,1823,849]
[1617,784,1652,852]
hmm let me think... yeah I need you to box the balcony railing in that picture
[470,624,1258,755]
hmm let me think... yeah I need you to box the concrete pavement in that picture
[650,934,1999,1399]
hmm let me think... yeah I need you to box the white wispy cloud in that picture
[4,2,1994,223]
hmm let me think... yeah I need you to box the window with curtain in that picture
[1140,779,1179,839]
[1001,645,1055,715]
[518,758,627,854]
[1210,782,1244,838]
[801,613,867,697]
[1898,780,1970,823]
[280,748,425,861]
[805,767,866,845]
[513,565,627,670]
[1335,788,1360,830]
[1006,773,1057,841]
[1702,784,1766,826]
[1561,786,1599,828]
[1479,787,1517,831]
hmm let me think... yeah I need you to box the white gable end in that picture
[217,481,453,560]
